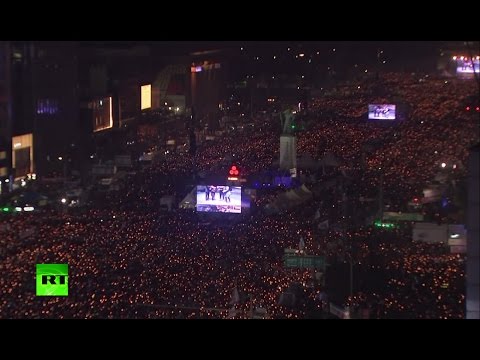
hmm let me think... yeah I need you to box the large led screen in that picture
[196,185,242,213]
[368,104,396,120]
[455,57,479,74]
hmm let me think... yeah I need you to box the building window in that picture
[36,99,58,115]
[0,151,6,160]
[12,133,34,179]
[12,51,22,63]
[0,166,7,177]
[14,148,31,178]
[92,97,113,132]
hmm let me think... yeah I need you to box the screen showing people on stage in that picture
[368,104,396,120]
[455,57,480,74]
[196,185,242,213]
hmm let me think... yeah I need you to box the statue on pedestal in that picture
[280,109,295,135]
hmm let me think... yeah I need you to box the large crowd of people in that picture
[0,71,477,318]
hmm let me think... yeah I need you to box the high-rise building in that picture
[0,42,12,193]
[189,50,227,122]
[0,41,80,180]
[467,143,480,319]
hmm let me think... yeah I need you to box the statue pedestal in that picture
[279,135,297,171]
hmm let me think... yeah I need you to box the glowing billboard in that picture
[141,84,152,110]
[368,104,396,120]
[196,185,242,213]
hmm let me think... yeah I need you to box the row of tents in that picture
[264,184,313,214]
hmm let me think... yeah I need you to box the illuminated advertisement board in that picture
[141,84,152,110]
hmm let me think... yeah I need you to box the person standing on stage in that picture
[222,186,229,202]
[225,187,232,203]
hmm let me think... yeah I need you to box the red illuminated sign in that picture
[229,165,239,176]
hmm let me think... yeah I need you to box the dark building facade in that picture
[0,42,12,193]
[467,143,480,319]
[0,41,81,181]
[29,42,79,178]
[190,51,227,122]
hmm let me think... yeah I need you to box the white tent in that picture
[178,187,196,209]
[266,184,313,213]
